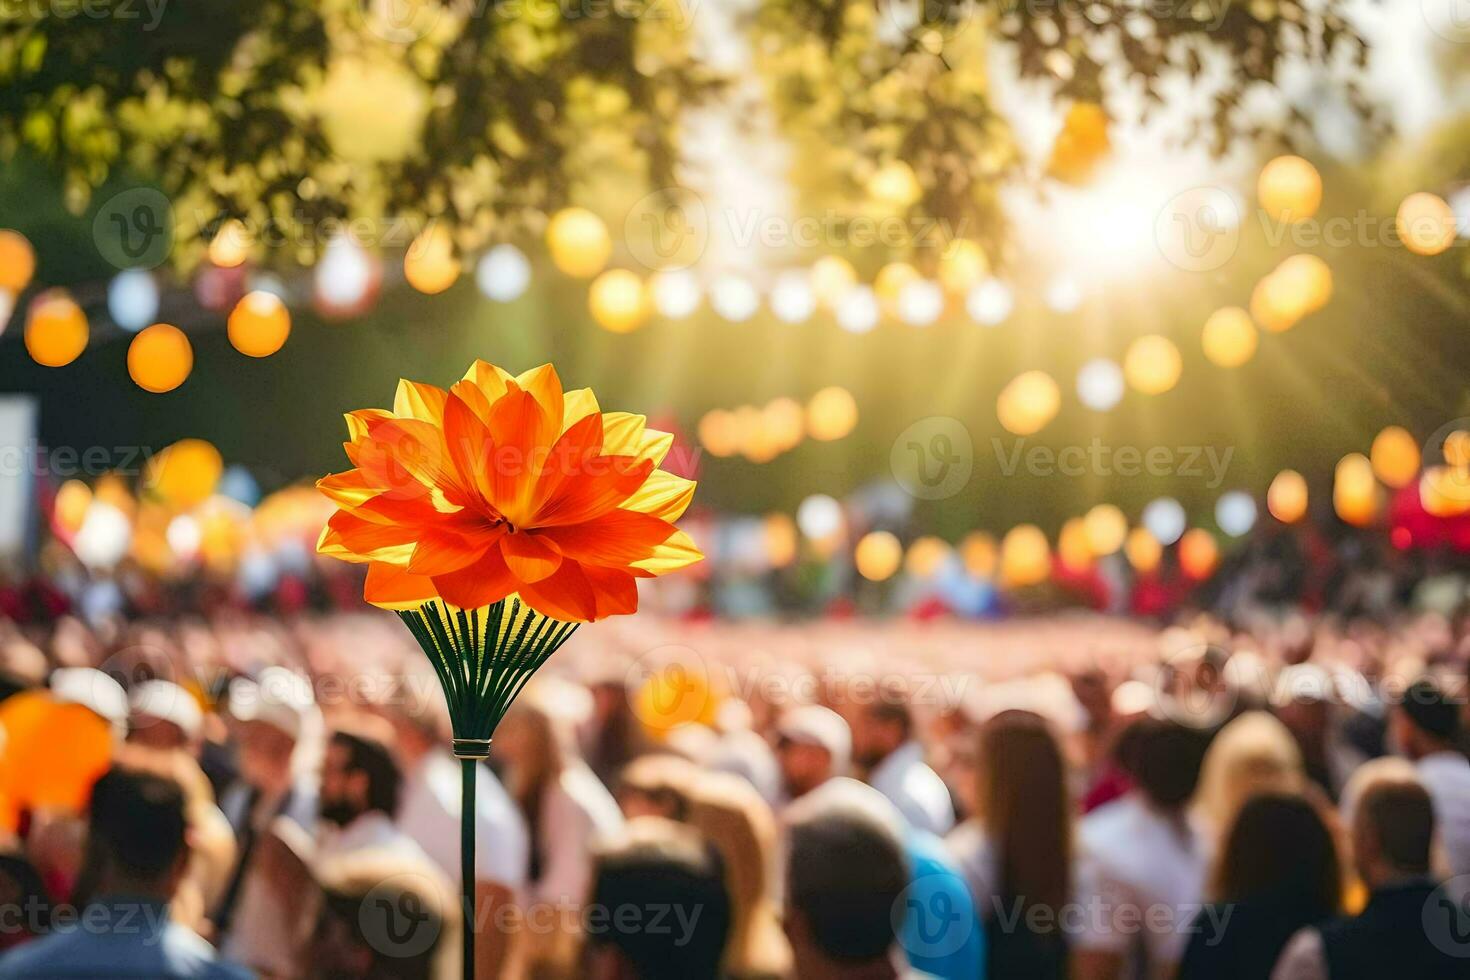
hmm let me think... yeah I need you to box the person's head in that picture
[229,667,313,794]
[321,729,402,828]
[1194,711,1305,838]
[974,710,1072,915]
[312,852,452,980]
[688,772,791,979]
[850,694,911,772]
[617,753,698,821]
[492,681,581,794]
[782,778,909,977]
[1130,718,1208,813]
[584,817,732,980]
[775,704,851,800]
[84,766,190,900]
[1350,777,1436,889]
[126,680,202,753]
[1391,677,1461,761]
[1210,793,1341,917]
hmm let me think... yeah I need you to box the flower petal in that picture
[499,531,563,583]
[583,564,640,618]
[621,470,697,522]
[517,560,599,622]
[318,512,419,563]
[630,528,704,574]
[533,456,652,528]
[409,526,501,576]
[462,360,515,404]
[393,380,449,423]
[601,412,674,465]
[513,364,565,439]
[485,384,552,525]
[562,388,601,433]
[364,562,439,610]
[443,392,499,510]
[431,547,519,609]
[537,509,678,568]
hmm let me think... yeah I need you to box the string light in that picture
[1370,426,1421,488]
[834,286,880,334]
[710,275,759,322]
[770,271,816,324]
[650,270,701,319]
[806,387,859,441]
[24,291,89,367]
[0,230,35,292]
[966,279,1013,326]
[896,279,944,326]
[228,290,291,357]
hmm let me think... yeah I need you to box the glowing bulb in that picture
[710,275,759,322]
[897,279,944,326]
[1076,358,1124,411]
[834,286,880,334]
[0,230,36,292]
[1084,504,1127,555]
[797,494,843,540]
[208,220,251,268]
[476,244,530,302]
[1001,525,1051,587]
[650,269,701,319]
[966,279,1013,326]
[856,531,903,581]
[1215,491,1257,537]
[1142,497,1186,545]
[1370,426,1420,488]
[228,290,291,357]
[770,271,816,323]
[24,291,89,367]
[1267,470,1309,523]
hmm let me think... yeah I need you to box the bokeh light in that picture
[896,279,944,327]
[1125,527,1162,573]
[966,279,1013,326]
[476,244,531,302]
[710,275,759,322]
[938,240,988,293]
[796,493,843,540]
[127,323,193,393]
[1333,452,1377,526]
[810,256,857,307]
[146,439,224,509]
[0,230,35,292]
[997,370,1061,435]
[546,208,611,278]
[1257,155,1322,224]
[834,286,880,334]
[24,291,89,367]
[1215,491,1257,537]
[404,225,461,294]
[1076,358,1124,411]
[228,290,291,357]
[1142,497,1186,545]
[806,387,859,441]
[1084,504,1127,555]
[1370,425,1421,488]
[1201,306,1258,367]
[588,269,647,333]
[107,270,160,332]
[650,270,701,319]
[1123,335,1182,394]
[1001,524,1051,587]
[855,531,902,581]
[207,220,251,268]
[960,532,997,578]
[1396,192,1456,257]
[1178,528,1219,578]
[905,536,950,578]
[770,271,816,324]
[1267,469,1309,523]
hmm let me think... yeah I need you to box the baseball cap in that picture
[776,705,851,776]
[129,680,204,741]
[50,666,128,729]
[228,666,315,741]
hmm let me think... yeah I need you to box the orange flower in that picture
[317,361,701,622]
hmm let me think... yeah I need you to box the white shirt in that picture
[1073,793,1209,979]
[868,741,956,837]
[1417,751,1470,878]
[320,810,437,866]
[398,751,529,890]
[530,762,624,907]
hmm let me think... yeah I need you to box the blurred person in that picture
[708,700,783,807]
[1274,665,1339,799]
[583,671,654,787]
[616,753,699,821]
[783,777,969,980]
[319,727,430,862]
[0,767,252,979]
[310,849,457,980]
[1390,676,1470,877]
[0,637,46,703]
[948,710,1071,980]
[852,697,955,836]
[775,704,851,804]
[494,684,623,977]
[1073,719,1210,980]
[1178,793,1342,980]
[582,817,731,980]
[128,679,204,754]
[214,668,318,931]
[381,693,527,980]
[1272,777,1463,979]
[688,771,792,980]
[1193,711,1305,845]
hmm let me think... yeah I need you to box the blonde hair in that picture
[688,772,792,979]
[1194,711,1304,840]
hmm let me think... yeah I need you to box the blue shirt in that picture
[0,897,253,979]
[898,830,987,980]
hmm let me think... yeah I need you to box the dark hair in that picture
[1213,793,1341,917]
[88,767,188,881]
[588,824,732,980]
[320,880,444,980]
[1400,677,1460,743]
[1358,780,1435,875]
[976,710,1072,916]
[1131,719,1208,809]
[867,694,912,739]
[786,812,908,963]
[331,730,402,818]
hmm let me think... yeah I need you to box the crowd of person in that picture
[0,567,1469,977]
